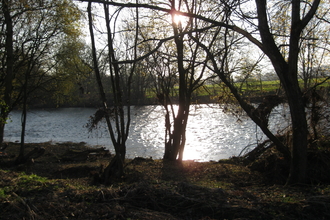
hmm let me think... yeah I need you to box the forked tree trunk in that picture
[88,2,124,182]
[254,0,320,184]
[163,4,191,162]
[163,106,189,161]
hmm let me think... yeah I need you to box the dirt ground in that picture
[1,142,330,219]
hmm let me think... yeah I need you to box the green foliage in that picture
[18,173,48,185]
[0,100,10,124]
[0,171,47,200]
[0,0,85,110]
[0,188,6,199]
[55,0,83,37]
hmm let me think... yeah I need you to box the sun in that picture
[172,14,185,25]
[172,14,189,25]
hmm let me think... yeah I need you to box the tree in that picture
[0,0,83,162]
[81,0,330,184]
[235,57,264,97]
[134,0,213,161]
[299,17,330,89]
[193,0,329,184]
[0,0,14,149]
[254,0,322,184]
[54,37,96,107]
[87,0,140,183]
[163,0,216,161]
[188,0,326,184]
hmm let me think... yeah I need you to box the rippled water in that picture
[4,104,289,161]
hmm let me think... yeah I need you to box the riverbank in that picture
[1,142,330,219]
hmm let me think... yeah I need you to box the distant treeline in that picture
[26,77,329,108]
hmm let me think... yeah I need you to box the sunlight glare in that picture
[183,148,201,161]
[182,117,203,161]
[172,14,184,25]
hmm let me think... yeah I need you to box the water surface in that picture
[4,104,289,161]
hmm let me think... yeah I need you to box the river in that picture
[4,104,289,161]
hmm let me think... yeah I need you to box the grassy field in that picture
[146,78,330,104]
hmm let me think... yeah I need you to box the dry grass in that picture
[1,142,330,219]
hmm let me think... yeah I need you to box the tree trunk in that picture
[88,2,124,181]
[16,61,31,164]
[254,0,321,184]
[1,0,14,146]
[163,99,190,162]
[101,154,124,184]
[163,6,191,162]
[165,4,191,162]
[0,116,7,147]
[15,106,27,164]
[286,89,308,184]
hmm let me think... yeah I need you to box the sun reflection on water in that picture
[182,148,201,161]
[4,104,290,161]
